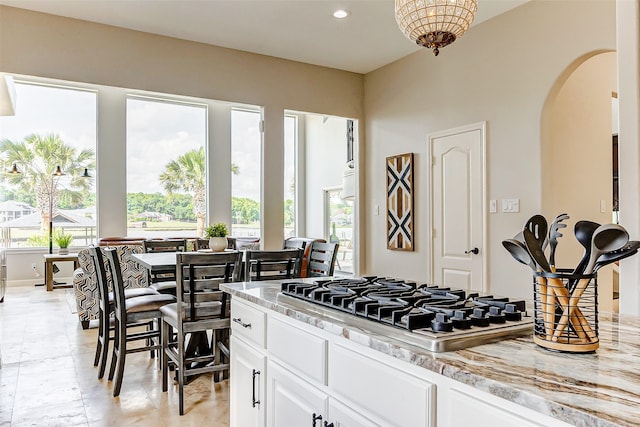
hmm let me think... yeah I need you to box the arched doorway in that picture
[540,51,618,311]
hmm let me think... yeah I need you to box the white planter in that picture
[209,237,227,252]
[58,248,69,255]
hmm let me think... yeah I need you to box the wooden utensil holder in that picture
[533,270,599,353]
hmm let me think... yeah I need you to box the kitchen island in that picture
[222,279,640,427]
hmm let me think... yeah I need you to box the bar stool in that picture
[97,247,175,397]
[161,251,242,415]
[89,246,160,379]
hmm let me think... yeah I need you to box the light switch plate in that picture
[489,199,497,213]
[502,198,520,213]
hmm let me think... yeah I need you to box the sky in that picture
[0,83,97,160]
[0,82,297,203]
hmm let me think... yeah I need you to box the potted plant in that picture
[54,229,73,255]
[204,222,229,252]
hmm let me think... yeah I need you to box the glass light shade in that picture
[395,0,478,56]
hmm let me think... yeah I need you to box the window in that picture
[325,188,353,274]
[0,82,97,248]
[231,109,262,237]
[126,97,207,238]
[284,115,297,238]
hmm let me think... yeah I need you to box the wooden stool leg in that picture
[162,320,169,392]
[178,330,185,415]
[96,308,111,379]
[108,329,118,381]
[112,335,126,397]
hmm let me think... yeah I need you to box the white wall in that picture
[304,115,349,239]
[363,0,617,299]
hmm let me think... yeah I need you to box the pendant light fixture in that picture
[395,0,478,56]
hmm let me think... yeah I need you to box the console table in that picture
[43,253,79,291]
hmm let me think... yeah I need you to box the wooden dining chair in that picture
[244,248,303,281]
[99,247,175,397]
[161,251,243,415]
[307,241,340,277]
[88,246,160,379]
[143,239,188,253]
[143,239,187,294]
[194,238,210,250]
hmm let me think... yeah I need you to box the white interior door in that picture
[430,123,486,292]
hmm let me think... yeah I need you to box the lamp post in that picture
[48,165,65,254]
[8,163,91,253]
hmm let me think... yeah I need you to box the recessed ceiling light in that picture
[333,9,350,19]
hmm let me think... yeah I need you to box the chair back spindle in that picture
[244,249,303,281]
[307,241,340,277]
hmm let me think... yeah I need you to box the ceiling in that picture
[0,0,528,74]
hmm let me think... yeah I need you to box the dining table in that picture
[130,251,180,276]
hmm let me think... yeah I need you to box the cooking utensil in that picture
[502,239,536,270]
[547,213,569,268]
[545,214,577,338]
[553,224,629,341]
[572,220,601,275]
[524,228,592,340]
[513,231,524,244]
[586,224,629,273]
[523,228,550,272]
[521,228,557,337]
[524,215,548,253]
[593,240,640,272]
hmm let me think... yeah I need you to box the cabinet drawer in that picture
[268,315,327,385]
[445,388,572,427]
[329,344,435,427]
[231,299,267,349]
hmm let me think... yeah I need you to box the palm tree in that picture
[160,148,239,236]
[1,133,95,235]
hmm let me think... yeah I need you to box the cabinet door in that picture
[267,361,329,427]
[231,336,266,427]
[328,399,381,427]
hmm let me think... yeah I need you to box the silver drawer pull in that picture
[233,317,252,328]
[252,369,261,407]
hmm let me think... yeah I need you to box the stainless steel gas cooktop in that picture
[278,276,533,352]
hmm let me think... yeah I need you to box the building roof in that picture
[0,200,36,212]
[0,209,96,228]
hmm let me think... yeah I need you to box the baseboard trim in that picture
[7,277,73,288]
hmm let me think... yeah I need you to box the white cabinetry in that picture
[229,298,572,427]
[230,336,266,427]
[328,398,380,427]
[267,311,433,427]
[438,383,571,427]
[267,360,328,427]
[230,299,267,427]
[329,343,434,427]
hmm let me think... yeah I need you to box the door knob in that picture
[465,248,479,255]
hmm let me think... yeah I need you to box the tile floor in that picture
[0,283,230,426]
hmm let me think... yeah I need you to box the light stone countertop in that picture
[221,280,640,427]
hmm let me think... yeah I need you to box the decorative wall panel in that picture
[386,153,414,251]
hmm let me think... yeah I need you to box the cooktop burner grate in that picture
[278,276,534,352]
